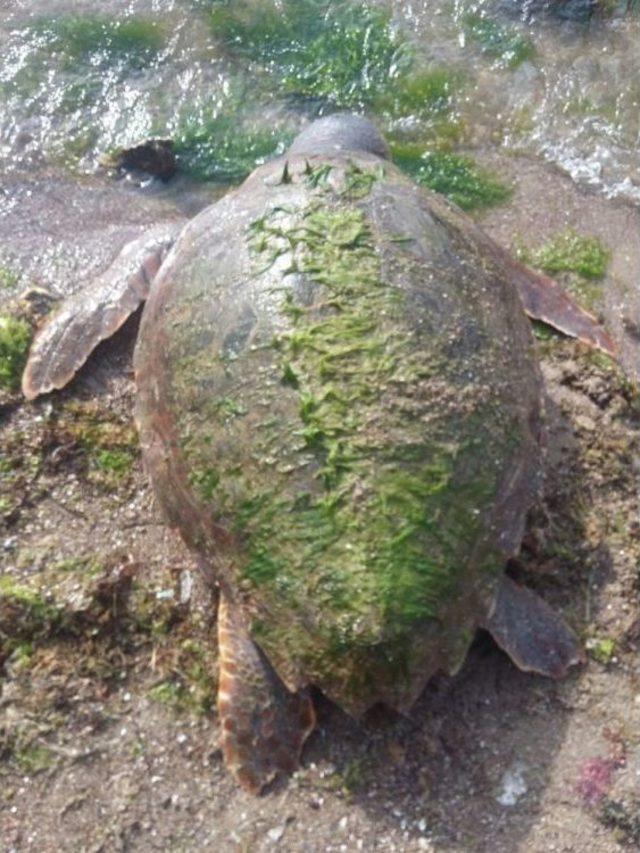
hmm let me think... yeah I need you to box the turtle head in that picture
[287,114,390,160]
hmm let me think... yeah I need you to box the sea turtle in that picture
[22,114,614,793]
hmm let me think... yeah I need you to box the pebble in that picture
[267,825,286,843]
[496,762,528,806]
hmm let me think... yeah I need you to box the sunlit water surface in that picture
[0,0,638,204]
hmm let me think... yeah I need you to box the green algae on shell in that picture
[134,154,542,713]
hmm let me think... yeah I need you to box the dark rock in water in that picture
[493,0,598,22]
[549,0,598,21]
[102,138,177,181]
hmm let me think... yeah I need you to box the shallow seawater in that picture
[0,0,638,202]
[401,0,640,203]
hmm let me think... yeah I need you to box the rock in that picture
[101,139,177,181]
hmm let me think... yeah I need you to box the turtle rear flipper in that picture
[481,576,586,679]
[22,222,181,400]
[217,592,316,793]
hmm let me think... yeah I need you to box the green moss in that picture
[93,449,135,478]
[52,556,103,576]
[518,230,610,280]
[0,315,31,392]
[0,577,55,614]
[463,12,535,69]
[0,265,19,290]
[11,744,55,774]
[341,161,385,199]
[148,680,188,708]
[390,144,511,210]
[215,397,247,419]
[173,110,292,182]
[305,162,333,188]
[586,636,616,664]
[148,640,214,715]
[599,798,640,846]
[59,400,139,483]
[0,576,66,653]
[189,466,221,502]
[9,642,35,670]
[584,349,617,373]
[339,754,376,795]
[32,15,165,69]
[373,68,461,117]
[516,230,610,311]
[531,320,564,351]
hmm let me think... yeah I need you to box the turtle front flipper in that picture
[424,192,615,356]
[496,250,616,357]
[481,576,586,679]
[217,592,316,793]
[22,222,181,400]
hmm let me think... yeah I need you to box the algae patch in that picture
[55,400,139,486]
[390,144,511,210]
[374,68,460,119]
[241,198,481,630]
[517,229,610,309]
[208,0,404,108]
[517,229,609,280]
[0,575,66,656]
[147,639,214,715]
[586,635,616,664]
[0,315,32,392]
[173,109,293,182]
[0,265,20,290]
[32,15,165,69]
[462,12,535,69]
[207,0,463,122]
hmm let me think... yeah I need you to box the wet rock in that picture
[101,139,177,182]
